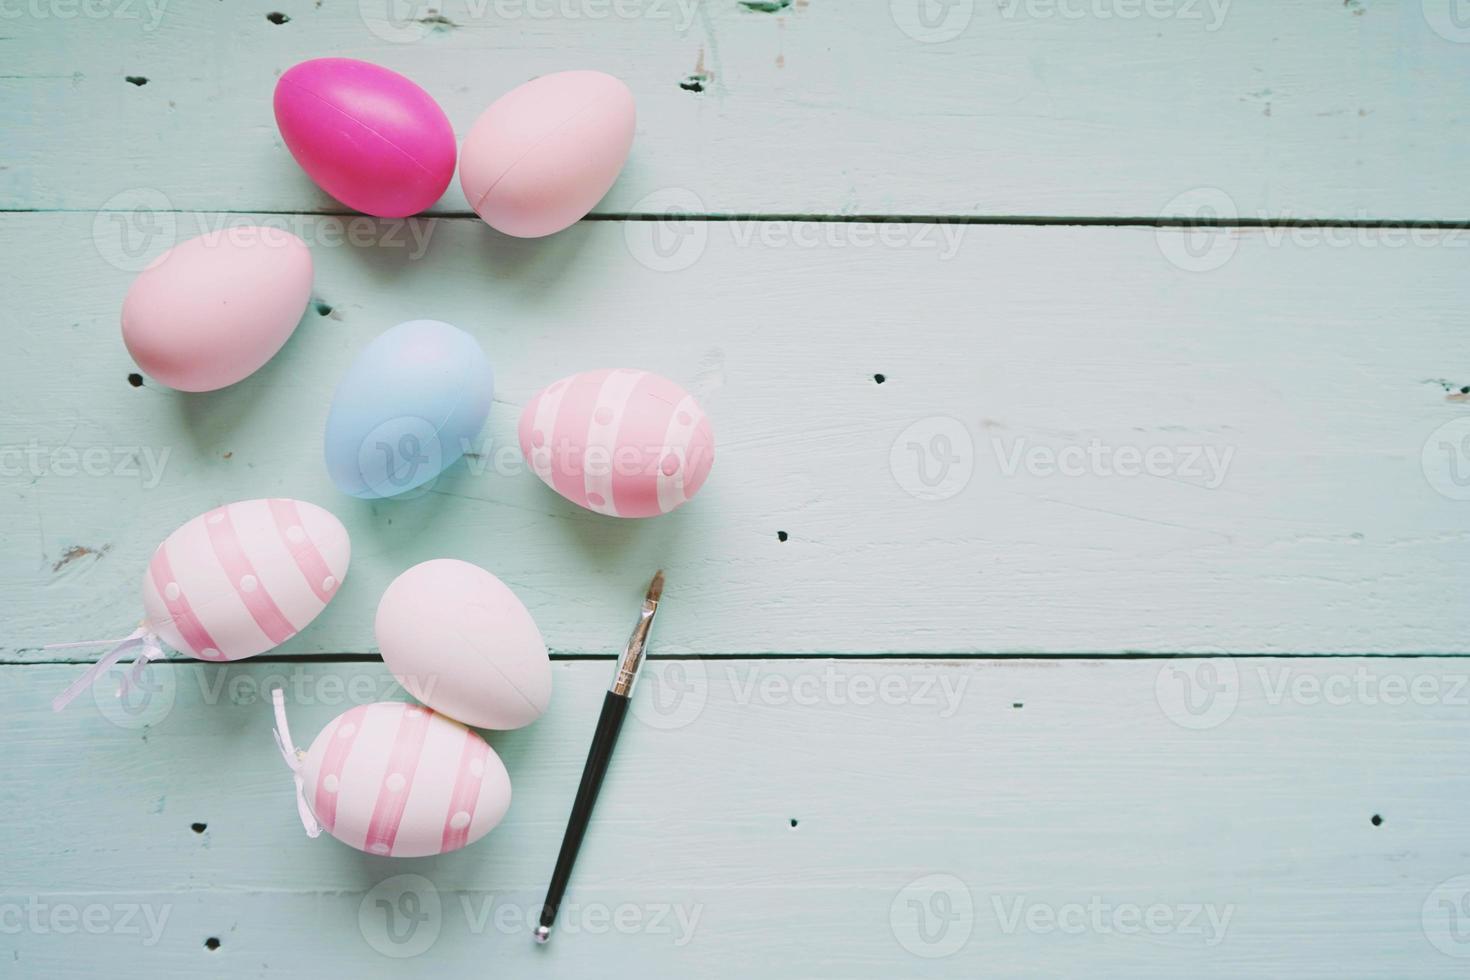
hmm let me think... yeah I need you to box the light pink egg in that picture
[121,226,313,392]
[518,369,714,518]
[376,559,550,730]
[459,70,636,238]
[141,498,351,661]
[301,702,512,857]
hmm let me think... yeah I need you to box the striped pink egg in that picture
[301,702,512,857]
[141,498,350,661]
[518,369,715,518]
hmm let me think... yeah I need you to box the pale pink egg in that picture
[121,226,313,391]
[459,70,636,238]
[141,498,351,661]
[377,559,551,730]
[301,702,512,858]
[518,369,714,518]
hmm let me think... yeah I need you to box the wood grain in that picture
[3,0,1468,219]
[6,659,1470,977]
[2,212,1467,659]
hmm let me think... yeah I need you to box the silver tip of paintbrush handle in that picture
[534,925,551,944]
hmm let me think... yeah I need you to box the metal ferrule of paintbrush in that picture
[610,570,663,696]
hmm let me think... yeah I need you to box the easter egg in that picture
[376,559,550,730]
[142,498,351,661]
[324,320,493,499]
[301,702,511,857]
[520,369,714,517]
[121,226,312,391]
[459,70,635,238]
[274,58,456,218]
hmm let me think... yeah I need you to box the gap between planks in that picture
[2,208,1469,229]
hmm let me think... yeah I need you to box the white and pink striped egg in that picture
[518,369,714,518]
[141,498,350,661]
[301,702,511,857]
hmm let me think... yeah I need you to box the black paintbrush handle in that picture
[538,690,630,933]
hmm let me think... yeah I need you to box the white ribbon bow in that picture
[271,687,321,838]
[49,627,164,712]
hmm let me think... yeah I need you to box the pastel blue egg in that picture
[324,320,493,498]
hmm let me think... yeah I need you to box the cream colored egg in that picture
[375,559,551,729]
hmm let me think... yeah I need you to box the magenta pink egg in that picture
[519,369,714,518]
[122,226,312,392]
[274,58,456,218]
[459,70,636,237]
[301,702,512,858]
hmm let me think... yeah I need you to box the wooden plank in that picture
[3,1,1469,218]
[3,212,1468,658]
[5,658,1470,977]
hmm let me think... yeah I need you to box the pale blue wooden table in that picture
[4,2,1470,977]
